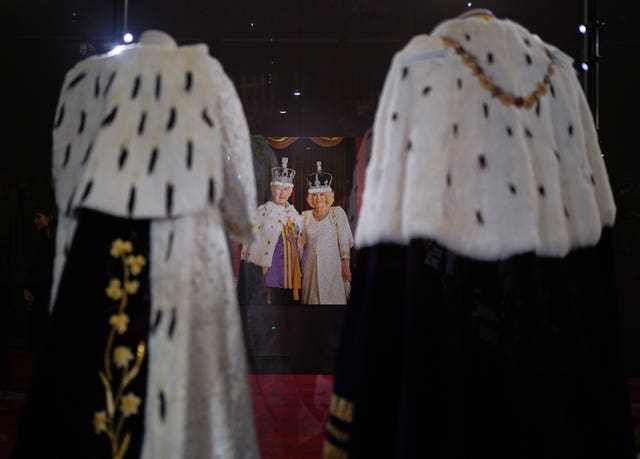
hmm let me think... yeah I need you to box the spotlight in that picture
[123,33,133,43]
[578,24,587,34]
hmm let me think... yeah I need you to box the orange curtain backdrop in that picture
[308,137,344,148]
[266,137,344,149]
[266,137,300,149]
[261,138,356,212]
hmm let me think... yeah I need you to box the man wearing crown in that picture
[241,157,304,304]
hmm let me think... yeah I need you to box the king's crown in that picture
[271,157,296,187]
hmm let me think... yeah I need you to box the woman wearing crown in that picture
[240,157,304,305]
[300,162,354,305]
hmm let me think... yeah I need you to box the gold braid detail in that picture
[323,440,349,459]
[329,393,354,423]
[441,35,554,109]
[326,421,350,443]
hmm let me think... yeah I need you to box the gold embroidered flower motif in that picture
[109,313,129,334]
[105,278,124,301]
[97,239,146,459]
[125,254,146,276]
[93,410,107,434]
[124,280,140,295]
[110,238,133,258]
[113,346,134,369]
[120,393,142,417]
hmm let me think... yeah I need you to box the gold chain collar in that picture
[441,35,554,109]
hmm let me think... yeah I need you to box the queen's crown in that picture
[307,161,333,193]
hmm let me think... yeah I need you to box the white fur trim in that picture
[270,181,294,188]
[241,201,302,268]
[309,186,332,193]
[52,42,256,240]
[355,19,615,260]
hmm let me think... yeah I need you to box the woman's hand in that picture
[341,259,352,283]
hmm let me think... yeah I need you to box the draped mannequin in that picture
[325,11,633,459]
[138,29,178,47]
[13,28,260,459]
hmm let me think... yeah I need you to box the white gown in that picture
[49,32,259,459]
[301,206,354,304]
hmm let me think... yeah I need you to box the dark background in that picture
[1,1,638,375]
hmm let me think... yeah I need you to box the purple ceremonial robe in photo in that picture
[264,236,285,288]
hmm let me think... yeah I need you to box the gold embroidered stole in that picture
[281,216,302,300]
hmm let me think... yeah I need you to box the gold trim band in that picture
[323,440,349,459]
[326,421,350,443]
[330,394,354,423]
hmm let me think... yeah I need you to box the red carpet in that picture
[250,374,334,458]
[1,347,637,458]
